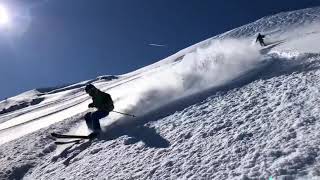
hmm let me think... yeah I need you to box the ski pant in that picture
[84,110,109,132]
[259,40,266,46]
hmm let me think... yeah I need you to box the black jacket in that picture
[89,90,114,112]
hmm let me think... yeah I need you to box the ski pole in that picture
[111,110,136,117]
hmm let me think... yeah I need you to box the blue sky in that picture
[0,0,319,100]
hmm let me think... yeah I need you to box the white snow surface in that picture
[1,7,320,180]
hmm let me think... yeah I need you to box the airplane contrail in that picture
[148,43,166,47]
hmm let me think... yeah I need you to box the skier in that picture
[84,84,114,133]
[256,33,266,46]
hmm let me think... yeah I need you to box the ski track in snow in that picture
[1,7,320,180]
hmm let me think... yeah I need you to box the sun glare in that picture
[0,5,10,26]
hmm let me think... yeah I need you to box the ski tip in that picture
[54,141,65,145]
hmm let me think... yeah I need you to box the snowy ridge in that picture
[1,7,320,180]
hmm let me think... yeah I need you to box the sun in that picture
[0,5,10,26]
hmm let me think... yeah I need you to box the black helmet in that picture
[85,84,96,93]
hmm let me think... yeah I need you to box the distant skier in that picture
[256,33,266,46]
[84,84,114,133]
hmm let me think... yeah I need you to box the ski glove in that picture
[88,103,95,108]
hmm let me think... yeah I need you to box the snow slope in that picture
[1,7,320,180]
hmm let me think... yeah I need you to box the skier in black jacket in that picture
[256,33,266,46]
[84,84,114,132]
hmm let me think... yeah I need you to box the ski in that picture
[54,139,83,145]
[51,132,97,139]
